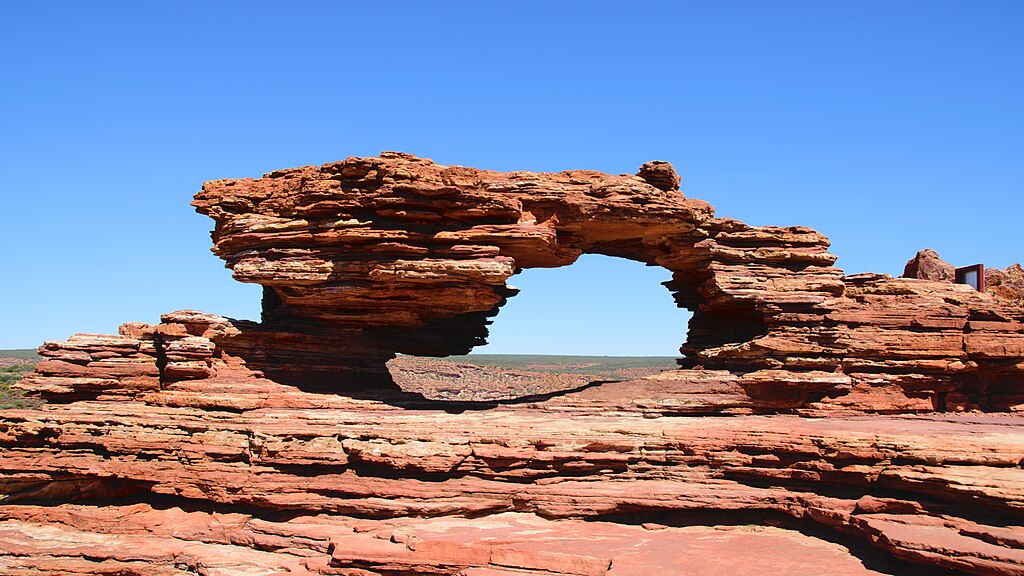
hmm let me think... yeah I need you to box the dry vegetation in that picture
[0,351,41,409]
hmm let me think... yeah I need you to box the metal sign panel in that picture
[955,264,985,291]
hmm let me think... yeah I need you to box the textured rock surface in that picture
[4,152,1024,574]
[189,153,1024,411]
[903,248,955,282]
[386,356,596,402]
[1,378,1022,574]
[902,248,1024,308]
[988,263,1024,306]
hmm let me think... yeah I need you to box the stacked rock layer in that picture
[2,367,1023,574]
[16,152,1024,412]
[3,153,1023,575]
[192,152,1024,411]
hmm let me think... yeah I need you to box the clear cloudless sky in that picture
[1,1,1021,354]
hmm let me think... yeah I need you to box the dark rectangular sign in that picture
[955,264,985,292]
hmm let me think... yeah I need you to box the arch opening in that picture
[387,255,696,401]
[476,254,691,356]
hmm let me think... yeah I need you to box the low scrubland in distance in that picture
[0,350,41,409]
[0,349,41,360]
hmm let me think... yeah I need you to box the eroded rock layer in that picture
[192,152,1024,411]
[4,152,1024,575]
[15,152,1024,412]
[3,366,1024,575]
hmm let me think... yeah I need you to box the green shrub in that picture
[0,362,40,409]
[1,364,35,373]
[0,386,41,409]
[0,373,23,384]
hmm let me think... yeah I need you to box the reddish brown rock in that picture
[4,152,1024,575]
[0,386,1021,574]
[13,153,1024,413]
[636,159,681,191]
[902,248,956,282]
[184,152,1024,412]
[987,263,1024,306]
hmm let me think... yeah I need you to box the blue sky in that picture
[1,1,1021,354]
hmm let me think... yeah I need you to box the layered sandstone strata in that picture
[2,371,1023,575]
[902,248,1024,306]
[15,153,1024,412]
[139,153,1024,410]
[3,152,1024,575]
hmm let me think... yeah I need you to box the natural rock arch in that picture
[191,153,832,372]
[8,152,1024,576]
[22,152,1024,413]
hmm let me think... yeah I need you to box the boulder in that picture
[902,248,954,282]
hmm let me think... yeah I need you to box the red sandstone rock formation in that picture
[1,376,1022,574]
[191,153,1024,411]
[902,248,1024,308]
[2,152,1024,574]
[903,248,955,282]
[988,263,1024,306]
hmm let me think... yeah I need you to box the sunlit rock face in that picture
[182,152,1024,411]
[4,152,1024,575]
[987,263,1024,306]
[902,248,955,282]
[14,152,1024,410]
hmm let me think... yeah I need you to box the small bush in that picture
[0,362,40,410]
[0,373,23,385]
[1,364,36,373]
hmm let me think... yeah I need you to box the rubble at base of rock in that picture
[3,152,1023,575]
